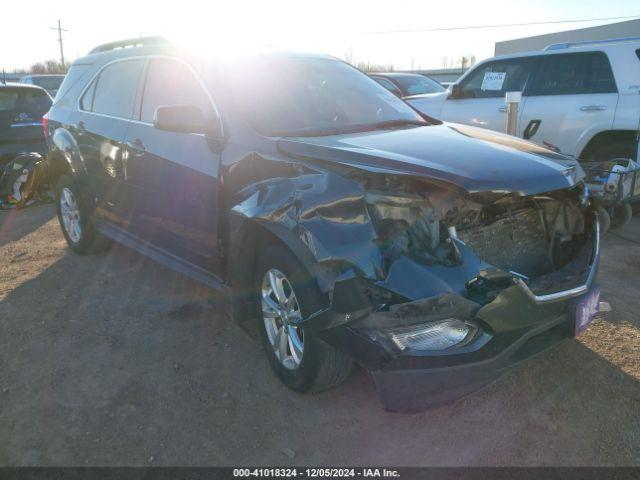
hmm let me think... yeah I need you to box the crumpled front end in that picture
[227,155,601,411]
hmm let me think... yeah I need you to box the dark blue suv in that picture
[45,37,604,411]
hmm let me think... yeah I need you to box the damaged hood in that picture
[278,123,583,195]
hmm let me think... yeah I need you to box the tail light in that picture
[42,114,49,140]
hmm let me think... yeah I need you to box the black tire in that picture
[585,141,636,163]
[610,203,633,231]
[55,174,111,254]
[255,244,353,392]
[596,205,611,236]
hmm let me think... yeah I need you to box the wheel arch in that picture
[579,130,638,160]
[47,128,87,187]
[226,217,333,323]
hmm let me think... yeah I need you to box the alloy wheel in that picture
[261,268,305,370]
[60,187,82,243]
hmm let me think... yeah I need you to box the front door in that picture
[442,57,536,134]
[122,57,222,273]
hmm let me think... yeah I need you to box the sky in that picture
[2,0,639,71]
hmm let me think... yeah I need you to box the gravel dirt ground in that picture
[0,203,639,466]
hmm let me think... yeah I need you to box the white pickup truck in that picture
[407,37,640,163]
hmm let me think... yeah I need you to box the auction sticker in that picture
[481,72,506,91]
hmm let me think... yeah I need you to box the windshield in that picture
[32,76,64,90]
[226,56,425,136]
[393,75,445,96]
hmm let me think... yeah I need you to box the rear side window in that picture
[459,58,534,99]
[84,59,144,118]
[530,52,617,96]
[54,64,92,107]
[139,58,213,123]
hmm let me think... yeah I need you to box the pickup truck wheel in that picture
[255,244,353,392]
[55,174,111,254]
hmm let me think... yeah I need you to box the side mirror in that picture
[449,84,462,99]
[153,104,218,136]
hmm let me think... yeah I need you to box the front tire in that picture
[55,174,111,254]
[255,244,353,392]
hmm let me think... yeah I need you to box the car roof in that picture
[73,37,337,68]
[370,72,426,79]
[482,36,640,64]
[0,82,49,92]
[21,74,65,78]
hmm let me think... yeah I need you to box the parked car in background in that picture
[407,37,640,164]
[45,38,604,412]
[370,72,445,98]
[20,74,65,97]
[0,83,51,166]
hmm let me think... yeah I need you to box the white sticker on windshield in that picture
[481,72,506,91]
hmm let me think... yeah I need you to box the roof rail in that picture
[545,35,640,51]
[89,36,170,54]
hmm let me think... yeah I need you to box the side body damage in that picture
[223,133,599,411]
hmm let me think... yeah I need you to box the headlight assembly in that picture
[385,319,477,351]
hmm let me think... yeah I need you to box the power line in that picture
[365,14,640,34]
[50,19,68,67]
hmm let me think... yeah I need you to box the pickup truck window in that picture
[529,52,617,96]
[458,58,533,99]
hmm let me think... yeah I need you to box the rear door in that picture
[122,57,222,272]
[75,58,145,227]
[441,57,535,133]
[519,51,618,157]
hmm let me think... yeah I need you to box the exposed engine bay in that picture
[360,174,593,300]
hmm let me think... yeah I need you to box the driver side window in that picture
[459,58,534,99]
[139,58,214,124]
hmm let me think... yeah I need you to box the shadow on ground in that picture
[0,207,638,466]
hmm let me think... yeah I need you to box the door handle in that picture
[498,106,507,113]
[523,119,541,140]
[580,105,607,112]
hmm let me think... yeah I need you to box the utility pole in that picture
[50,20,68,69]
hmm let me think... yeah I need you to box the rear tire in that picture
[255,244,353,392]
[55,174,111,254]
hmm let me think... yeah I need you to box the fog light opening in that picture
[387,319,476,351]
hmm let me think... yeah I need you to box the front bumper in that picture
[370,311,572,412]
[310,213,602,412]
[321,282,603,412]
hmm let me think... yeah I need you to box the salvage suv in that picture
[45,38,606,411]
